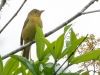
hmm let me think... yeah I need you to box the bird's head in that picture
[28,9,44,17]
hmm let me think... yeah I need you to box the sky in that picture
[0,0,100,73]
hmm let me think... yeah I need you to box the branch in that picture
[82,9,100,15]
[2,0,98,60]
[2,41,35,59]
[0,0,6,11]
[45,0,97,37]
[0,0,27,34]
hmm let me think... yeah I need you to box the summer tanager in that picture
[20,9,44,59]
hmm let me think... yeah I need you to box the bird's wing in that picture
[20,18,29,45]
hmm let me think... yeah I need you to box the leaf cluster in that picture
[0,25,100,75]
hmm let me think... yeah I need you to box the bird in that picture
[20,9,44,59]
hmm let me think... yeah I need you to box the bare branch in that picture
[45,0,97,37]
[0,0,6,11]
[0,0,27,34]
[2,41,35,59]
[2,0,98,60]
[82,9,100,15]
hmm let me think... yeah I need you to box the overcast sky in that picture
[0,0,100,72]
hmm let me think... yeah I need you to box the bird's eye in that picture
[34,10,37,13]
[34,9,40,13]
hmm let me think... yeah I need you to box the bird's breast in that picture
[22,17,43,41]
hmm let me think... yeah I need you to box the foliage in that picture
[1,25,100,75]
[76,34,100,75]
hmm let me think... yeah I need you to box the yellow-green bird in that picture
[20,9,44,59]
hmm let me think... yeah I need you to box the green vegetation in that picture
[0,25,100,75]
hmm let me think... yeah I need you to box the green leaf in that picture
[55,33,64,59]
[81,71,89,75]
[35,62,44,75]
[42,58,49,63]
[44,62,54,68]
[0,56,3,75]
[66,29,77,62]
[49,41,56,59]
[59,37,85,58]
[39,37,51,59]
[10,55,36,75]
[30,60,38,75]
[70,29,77,44]
[27,69,33,75]
[35,24,44,37]
[71,49,100,64]
[40,37,56,59]
[35,34,45,60]
[21,64,27,75]
[43,63,54,75]
[3,58,19,75]
[35,24,45,61]
[41,34,64,60]
[66,41,71,48]
[64,24,72,34]
[12,67,22,75]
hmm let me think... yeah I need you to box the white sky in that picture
[0,0,100,73]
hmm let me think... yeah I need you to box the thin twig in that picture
[0,0,27,34]
[53,34,88,75]
[2,0,98,60]
[82,9,100,15]
[93,61,96,75]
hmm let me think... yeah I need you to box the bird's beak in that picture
[40,10,45,13]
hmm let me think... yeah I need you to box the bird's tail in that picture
[22,40,30,59]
